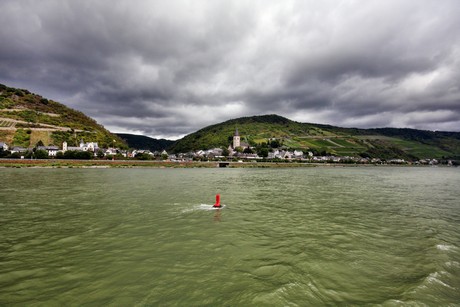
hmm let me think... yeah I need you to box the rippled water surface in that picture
[1,167,459,306]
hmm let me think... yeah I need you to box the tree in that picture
[135,152,152,160]
[36,140,44,147]
[63,150,77,159]
[222,147,229,157]
[76,151,93,159]
[97,149,105,158]
[243,147,253,154]
[10,152,21,159]
[0,149,11,158]
[61,150,92,159]
[34,149,49,159]
[114,153,125,160]
[269,139,281,148]
[258,148,269,158]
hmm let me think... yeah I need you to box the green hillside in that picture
[116,133,175,151]
[169,114,460,160]
[0,83,127,149]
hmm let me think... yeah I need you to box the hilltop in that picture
[0,84,127,148]
[169,114,460,160]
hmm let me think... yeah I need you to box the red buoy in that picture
[213,194,221,207]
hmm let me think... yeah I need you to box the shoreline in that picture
[0,159,452,168]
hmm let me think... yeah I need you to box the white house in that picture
[132,149,154,157]
[63,141,82,152]
[62,141,99,156]
[205,148,223,157]
[293,150,304,159]
[79,140,99,152]
[0,142,8,151]
[37,146,59,156]
[282,151,293,159]
[268,149,279,159]
[195,150,205,157]
[105,148,118,156]
[10,146,27,154]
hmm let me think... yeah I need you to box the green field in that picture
[387,138,451,159]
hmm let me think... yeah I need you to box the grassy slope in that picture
[169,114,460,160]
[0,83,127,148]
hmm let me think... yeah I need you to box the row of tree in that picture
[0,148,171,160]
[0,149,94,160]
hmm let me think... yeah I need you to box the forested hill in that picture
[116,133,175,151]
[0,83,127,148]
[168,114,460,160]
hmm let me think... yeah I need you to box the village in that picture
[0,128,449,166]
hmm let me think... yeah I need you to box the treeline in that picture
[0,149,94,160]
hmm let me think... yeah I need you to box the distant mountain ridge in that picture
[168,114,460,160]
[116,133,175,151]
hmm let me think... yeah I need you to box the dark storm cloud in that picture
[1,0,459,138]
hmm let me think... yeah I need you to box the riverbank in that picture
[0,158,448,168]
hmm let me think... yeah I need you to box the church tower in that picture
[233,128,240,149]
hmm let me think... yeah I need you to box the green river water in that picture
[0,167,459,306]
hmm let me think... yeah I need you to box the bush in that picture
[76,151,93,159]
[58,150,93,160]
[96,149,105,158]
[0,98,15,109]
[34,149,49,159]
[0,149,11,158]
[13,129,31,147]
[135,152,152,160]
[258,148,269,158]
[9,152,22,159]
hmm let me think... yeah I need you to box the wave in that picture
[181,204,226,213]
[425,271,454,289]
[436,244,455,251]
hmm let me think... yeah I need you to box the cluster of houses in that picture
[0,139,168,159]
[0,141,53,156]
[0,129,454,165]
[171,148,308,160]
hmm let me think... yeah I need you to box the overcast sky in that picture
[1,0,459,139]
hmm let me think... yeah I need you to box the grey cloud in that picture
[1,0,459,138]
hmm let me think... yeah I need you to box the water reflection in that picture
[213,209,222,222]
